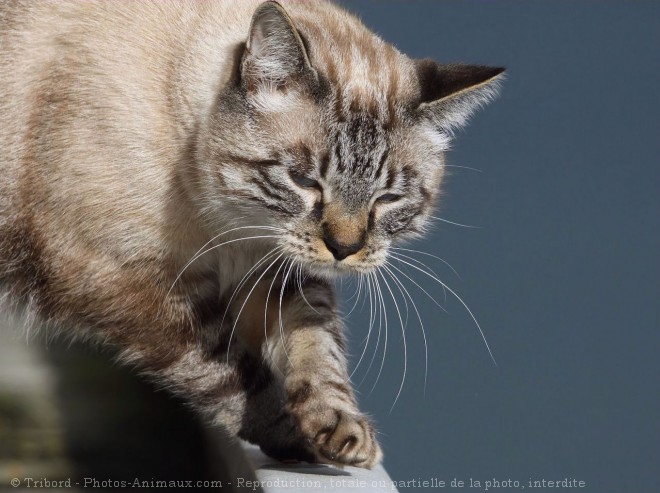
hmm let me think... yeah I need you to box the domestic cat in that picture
[0,0,503,468]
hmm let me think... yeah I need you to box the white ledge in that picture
[237,442,397,493]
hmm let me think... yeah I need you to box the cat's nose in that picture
[322,224,365,261]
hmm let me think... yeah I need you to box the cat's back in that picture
[1,1,210,151]
[0,1,257,287]
[0,1,190,190]
[0,0,319,194]
[0,0,288,129]
[0,1,258,237]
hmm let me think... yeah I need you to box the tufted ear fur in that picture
[415,60,505,134]
[242,1,314,91]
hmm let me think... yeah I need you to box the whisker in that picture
[344,272,364,318]
[278,258,296,368]
[179,223,283,273]
[442,164,484,173]
[359,272,383,388]
[377,269,407,412]
[385,264,411,329]
[295,264,321,315]
[389,251,445,283]
[369,271,389,395]
[391,247,461,280]
[387,257,448,312]
[348,273,376,382]
[219,246,283,331]
[226,252,285,364]
[264,257,289,371]
[358,271,370,314]
[390,256,497,366]
[383,263,428,395]
[429,215,480,229]
[167,229,282,297]
[390,251,447,304]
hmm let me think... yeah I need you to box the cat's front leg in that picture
[265,277,383,468]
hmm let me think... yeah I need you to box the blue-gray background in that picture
[337,2,660,491]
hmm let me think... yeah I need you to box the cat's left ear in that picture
[242,1,314,91]
[415,60,505,134]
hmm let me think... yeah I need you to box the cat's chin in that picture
[303,260,381,279]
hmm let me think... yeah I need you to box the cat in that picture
[0,0,503,468]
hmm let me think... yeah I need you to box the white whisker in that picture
[391,247,461,279]
[383,263,428,395]
[295,264,321,315]
[348,273,375,382]
[388,256,448,312]
[369,271,389,395]
[377,269,407,412]
[219,246,283,330]
[167,227,283,297]
[359,272,383,388]
[226,252,285,364]
[264,257,288,371]
[390,256,497,366]
[429,215,480,229]
[344,273,364,318]
[278,258,296,368]
[442,164,484,173]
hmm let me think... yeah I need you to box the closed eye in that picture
[290,171,321,190]
[376,193,403,203]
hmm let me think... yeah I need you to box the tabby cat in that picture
[0,1,503,467]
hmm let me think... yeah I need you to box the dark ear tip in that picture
[253,1,286,17]
[259,0,283,7]
[473,65,506,81]
[416,61,506,104]
[491,67,506,77]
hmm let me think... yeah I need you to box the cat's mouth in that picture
[297,250,387,278]
[303,262,374,280]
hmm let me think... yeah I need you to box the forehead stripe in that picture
[374,145,389,180]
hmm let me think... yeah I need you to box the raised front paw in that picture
[287,379,382,468]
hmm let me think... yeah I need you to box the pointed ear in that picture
[242,1,313,90]
[415,60,505,134]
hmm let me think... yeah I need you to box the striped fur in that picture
[0,1,503,468]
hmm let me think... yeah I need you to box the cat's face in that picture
[207,91,445,277]
[198,2,503,277]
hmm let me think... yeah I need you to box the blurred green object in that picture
[0,320,230,491]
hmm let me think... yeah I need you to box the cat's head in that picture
[199,1,503,277]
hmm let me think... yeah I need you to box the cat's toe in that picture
[294,406,382,468]
[319,410,382,468]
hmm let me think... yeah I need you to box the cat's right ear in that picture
[241,1,314,92]
[415,60,505,135]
